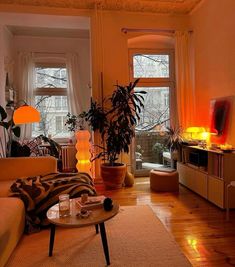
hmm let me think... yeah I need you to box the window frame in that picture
[33,62,70,140]
[129,48,175,85]
[129,48,176,175]
[129,48,175,123]
[35,62,67,97]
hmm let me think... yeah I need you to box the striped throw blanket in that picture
[9,172,97,233]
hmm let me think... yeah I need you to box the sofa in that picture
[0,156,58,267]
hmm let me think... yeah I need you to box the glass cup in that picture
[81,193,88,204]
[59,194,70,217]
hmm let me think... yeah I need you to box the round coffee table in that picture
[47,199,119,266]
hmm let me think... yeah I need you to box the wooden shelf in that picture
[177,145,235,209]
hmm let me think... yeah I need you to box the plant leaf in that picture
[0,105,7,121]
[12,126,21,138]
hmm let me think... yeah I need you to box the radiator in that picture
[61,145,77,172]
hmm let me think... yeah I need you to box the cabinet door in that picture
[191,170,207,198]
[208,176,224,208]
[177,163,207,198]
[177,163,192,187]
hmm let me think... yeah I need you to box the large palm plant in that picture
[85,79,146,166]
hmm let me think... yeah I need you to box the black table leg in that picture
[99,222,110,266]
[95,224,99,234]
[49,224,56,257]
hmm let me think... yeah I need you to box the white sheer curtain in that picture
[174,31,195,129]
[17,52,36,140]
[66,53,84,115]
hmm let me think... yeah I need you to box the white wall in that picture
[191,0,235,145]
[0,25,14,106]
[0,25,14,157]
[0,11,91,110]
[0,12,90,30]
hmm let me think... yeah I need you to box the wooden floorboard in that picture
[95,177,235,267]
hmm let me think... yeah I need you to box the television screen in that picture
[189,151,208,167]
[189,152,199,166]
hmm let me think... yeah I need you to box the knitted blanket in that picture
[9,172,97,233]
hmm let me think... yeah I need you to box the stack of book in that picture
[76,195,106,210]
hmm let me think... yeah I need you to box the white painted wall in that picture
[0,12,90,30]
[0,25,14,157]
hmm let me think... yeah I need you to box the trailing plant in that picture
[85,79,146,166]
[0,105,21,157]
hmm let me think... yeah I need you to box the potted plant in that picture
[65,112,86,133]
[164,126,183,168]
[84,79,146,189]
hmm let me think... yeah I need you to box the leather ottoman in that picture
[150,169,179,192]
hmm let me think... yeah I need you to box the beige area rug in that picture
[6,206,191,267]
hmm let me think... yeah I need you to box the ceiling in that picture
[1,0,202,14]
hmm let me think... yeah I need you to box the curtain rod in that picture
[121,28,193,34]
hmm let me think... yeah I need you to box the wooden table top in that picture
[47,198,119,227]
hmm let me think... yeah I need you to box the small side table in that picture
[47,199,119,266]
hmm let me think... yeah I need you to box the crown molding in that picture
[0,0,202,15]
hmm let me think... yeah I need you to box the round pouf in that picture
[150,169,179,192]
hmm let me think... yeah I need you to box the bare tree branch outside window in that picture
[32,67,69,138]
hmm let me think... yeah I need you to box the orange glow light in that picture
[75,130,92,177]
[13,105,40,124]
[185,127,210,141]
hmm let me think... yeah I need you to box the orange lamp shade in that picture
[13,105,40,124]
[75,130,92,177]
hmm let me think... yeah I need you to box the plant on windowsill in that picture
[84,79,146,189]
[65,112,87,132]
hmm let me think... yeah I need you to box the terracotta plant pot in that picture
[101,163,127,189]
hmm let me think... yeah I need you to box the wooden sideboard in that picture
[177,145,235,209]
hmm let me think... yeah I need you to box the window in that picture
[133,54,170,78]
[32,63,70,138]
[129,48,175,174]
[55,116,67,133]
[129,49,175,130]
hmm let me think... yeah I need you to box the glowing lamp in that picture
[13,104,40,124]
[75,130,92,177]
[185,126,206,140]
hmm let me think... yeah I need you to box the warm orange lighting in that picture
[13,105,40,124]
[186,127,206,133]
[185,126,207,140]
[75,130,92,177]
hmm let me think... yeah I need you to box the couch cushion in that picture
[0,156,57,181]
[0,180,15,197]
[0,197,25,267]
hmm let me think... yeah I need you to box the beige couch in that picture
[0,156,57,267]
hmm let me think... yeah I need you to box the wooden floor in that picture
[96,177,235,267]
